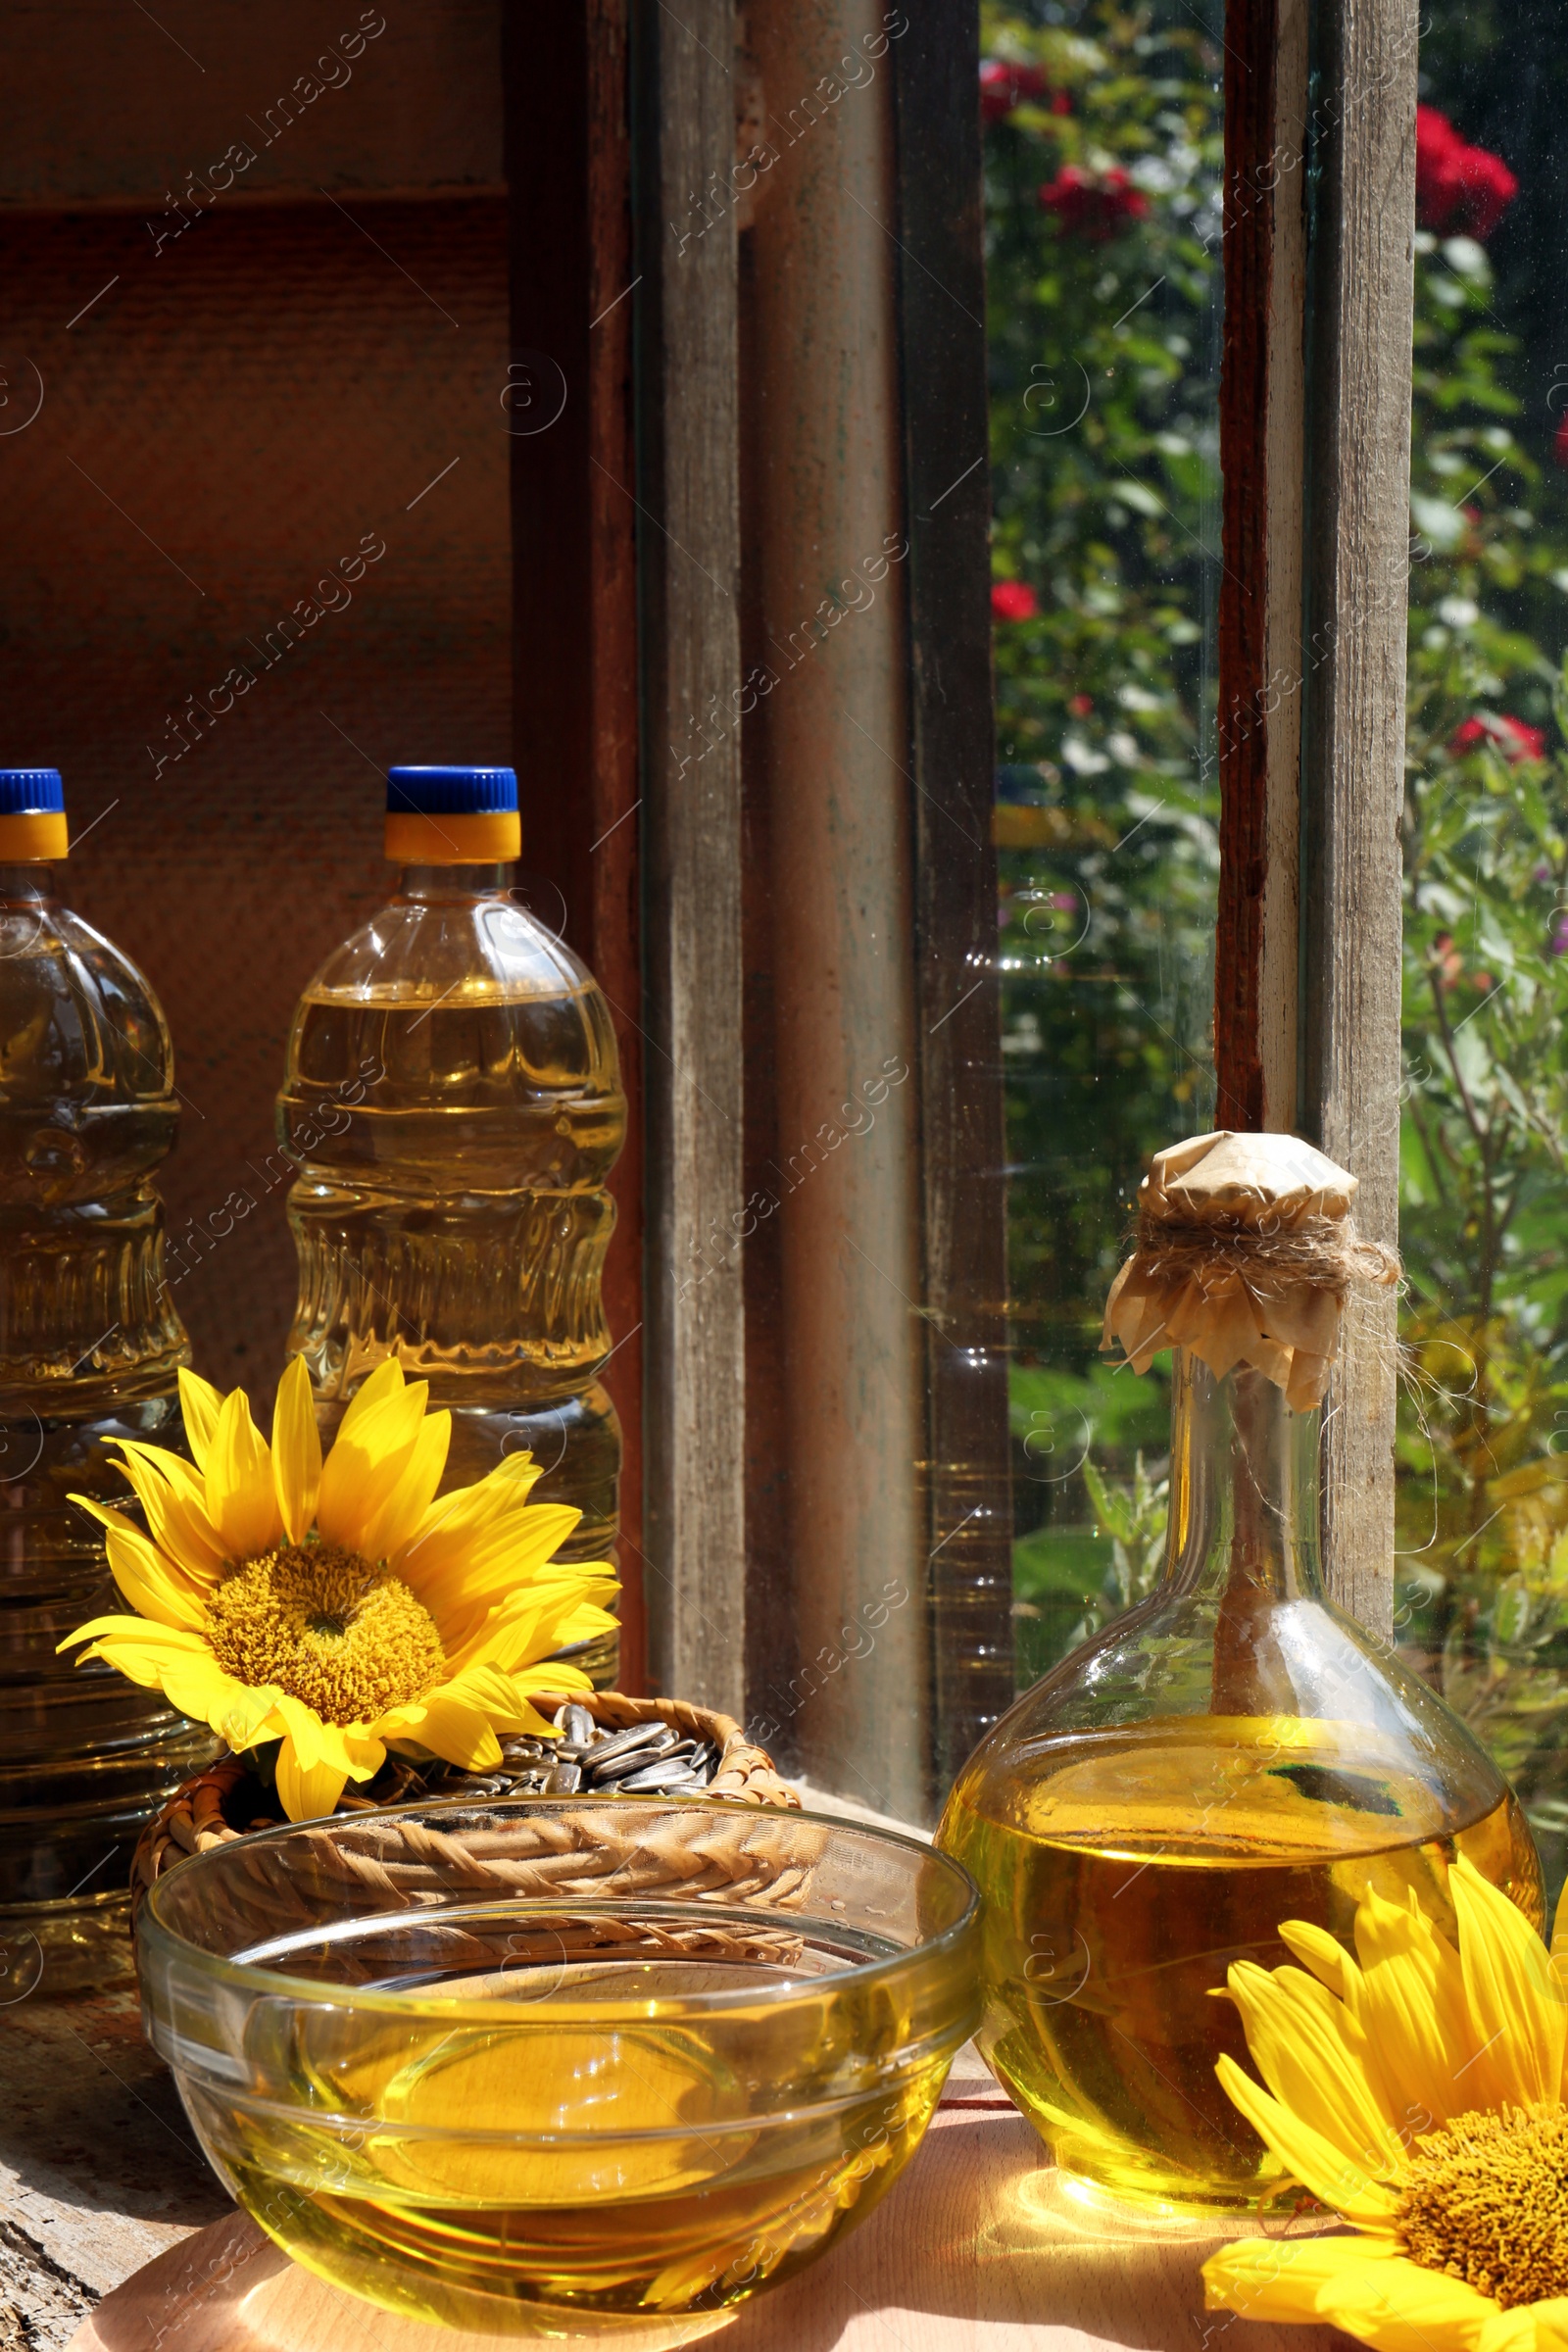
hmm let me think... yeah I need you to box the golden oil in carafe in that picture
[938,1718,1542,2213]
[277,783,627,1680]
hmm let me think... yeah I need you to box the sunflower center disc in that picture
[205,1540,446,1723]
[1396,2106,1568,2308]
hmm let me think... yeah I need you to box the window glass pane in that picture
[1396,10,1568,1906]
[984,0,1223,1686]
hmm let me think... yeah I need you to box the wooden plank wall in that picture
[505,0,646,1689]
[634,0,748,1718]
[1300,0,1420,1636]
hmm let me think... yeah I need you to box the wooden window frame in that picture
[1216,0,1417,1633]
[508,0,1421,1793]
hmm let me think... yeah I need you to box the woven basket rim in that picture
[129,1690,799,1910]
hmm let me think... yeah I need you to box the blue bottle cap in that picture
[0,770,69,858]
[383,768,520,863]
[386,767,518,815]
[0,769,65,813]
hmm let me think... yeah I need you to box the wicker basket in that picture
[130,1690,799,1911]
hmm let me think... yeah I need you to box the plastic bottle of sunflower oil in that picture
[0,769,213,1992]
[276,766,627,1683]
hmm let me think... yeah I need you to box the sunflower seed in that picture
[587,1731,680,1784]
[562,1704,596,1746]
[546,1759,583,1793]
[616,1757,710,1794]
[582,1720,669,1770]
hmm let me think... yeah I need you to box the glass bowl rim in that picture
[138,1791,983,2024]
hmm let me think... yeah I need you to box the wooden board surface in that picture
[0,1965,232,2349]
[65,2068,1343,2352]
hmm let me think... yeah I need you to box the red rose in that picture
[1416,106,1518,241]
[1432,931,1464,991]
[980,59,1053,122]
[1553,413,1568,470]
[1067,693,1093,716]
[1039,166,1150,240]
[1449,713,1546,763]
[992,580,1039,622]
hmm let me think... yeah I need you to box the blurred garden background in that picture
[988,0,1568,1892]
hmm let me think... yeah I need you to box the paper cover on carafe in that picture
[1101,1130,1398,1410]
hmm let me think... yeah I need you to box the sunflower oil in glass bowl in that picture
[137,1797,980,2335]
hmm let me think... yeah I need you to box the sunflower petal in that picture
[1213,2053,1400,2224]
[1448,1855,1566,2110]
[1202,2234,1405,2329]
[1551,1872,1568,1996]
[1226,1961,1400,2175]
[105,1444,225,1582]
[441,1583,617,1675]
[74,1509,208,1630]
[510,1662,594,1699]
[1279,1918,1358,2000]
[59,1614,211,1654]
[434,1660,563,1733]
[495,1690,578,1739]
[1521,2301,1568,2352]
[218,1683,289,1755]
[1479,2306,1558,2352]
[1313,2248,1501,2352]
[316,1381,430,1550]
[271,1357,322,1544]
[1350,1884,1476,2129]
[274,1737,349,1824]
[66,1621,234,1726]
[204,1389,282,1562]
[416,1504,587,1611]
[359,1408,450,1564]
[391,1453,546,1581]
[177,1369,224,1471]
[158,1655,252,1727]
[72,1491,207,1604]
[375,1691,503,1774]
[336,1356,407,1438]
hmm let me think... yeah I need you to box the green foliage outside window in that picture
[990,0,1568,1885]
[984,0,1221,1681]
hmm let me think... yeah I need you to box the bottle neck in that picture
[1160,1348,1324,1606]
[396,861,514,903]
[0,861,60,904]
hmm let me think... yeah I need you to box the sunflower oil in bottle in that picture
[276,767,627,1682]
[0,769,213,1991]
[938,1348,1544,2215]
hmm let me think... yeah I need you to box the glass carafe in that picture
[937,1348,1542,2215]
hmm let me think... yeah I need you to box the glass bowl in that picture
[137,1795,980,2337]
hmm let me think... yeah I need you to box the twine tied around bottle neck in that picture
[1101,1130,1400,1411]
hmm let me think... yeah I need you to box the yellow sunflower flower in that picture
[60,1358,617,1823]
[1201,1857,1568,2352]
